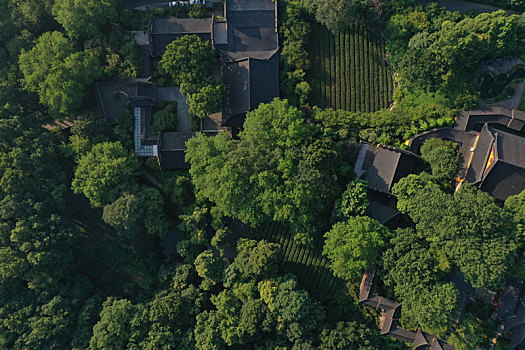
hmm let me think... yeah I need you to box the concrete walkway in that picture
[157,87,192,132]
[416,0,519,14]
[479,79,525,109]
[479,56,525,109]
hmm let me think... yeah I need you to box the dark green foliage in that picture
[52,0,120,38]
[18,31,102,115]
[103,192,142,237]
[188,4,207,18]
[392,176,517,289]
[114,112,134,150]
[335,179,369,218]
[89,298,148,350]
[400,282,458,337]
[187,79,226,118]
[160,34,215,89]
[301,0,361,34]
[386,7,519,105]
[71,141,140,208]
[323,217,387,281]
[279,1,311,106]
[505,189,525,238]
[447,315,485,350]
[313,99,454,146]
[194,250,226,290]
[68,113,110,158]
[420,138,459,180]
[152,109,177,134]
[232,239,282,281]
[186,99,342,243]
[319,321,382,349]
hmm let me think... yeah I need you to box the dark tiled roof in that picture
[96,82,129,125]
[493,126,525,168]
[227,10,275,28]
[222,55,279,119]
[151,17,212,35]
[230,27,278,53]
[413,329,430,349]
[505,305,525,349]
[149,17,212,57]
[466,124,525,200]
[455,107,525,132]
[157,132,195,170]
[480,162,525,201]
[368,201,401,226]
[465,124,495,184]
[498,280,523,321]
[226,0,275,12]
[359,267,376,302]
[355,142,421,194]
[150,33,212,57]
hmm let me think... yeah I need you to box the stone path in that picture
[157,86,192,132]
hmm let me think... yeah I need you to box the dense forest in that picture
[0,0,524,349]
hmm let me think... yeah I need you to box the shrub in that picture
[420,138,459,180]
[152,109,177,134]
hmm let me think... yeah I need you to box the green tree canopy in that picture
[323,217,388,281]
[68,113,110,158]
[194,250,226,290]
[392,175,517,289]
[89,298,148,350]
[300,0,360,33]
[447,315,485,350]
[71,141,140,208]
[334,179,369,219]
[420,138,459,180]
[52,0,120,38]
[19,31,101,115]
[151,109,177,134]
[186,99,342,242]
[187,79,226,118]
[233,239,282,281]
[401,283,458,337]
[319,321,382,350]
[160,34,215,88]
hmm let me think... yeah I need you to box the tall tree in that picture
[19,31,101,114]
[160,34,215,89]
[419,138,459,180]
[52,0,120,38]
[71,141,140,208]
[323,217,388,280]
[186,99,342,243]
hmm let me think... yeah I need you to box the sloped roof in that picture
[151,17,212,35]
[157,132,195,170]
[497,280,523,321]
[368,201,401,226]
[148,17,212,56]
[455,107,525,132]
[504,305,525,349]
[465,124,525,200]
[222,55,279,118]
[355,142,421,194]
